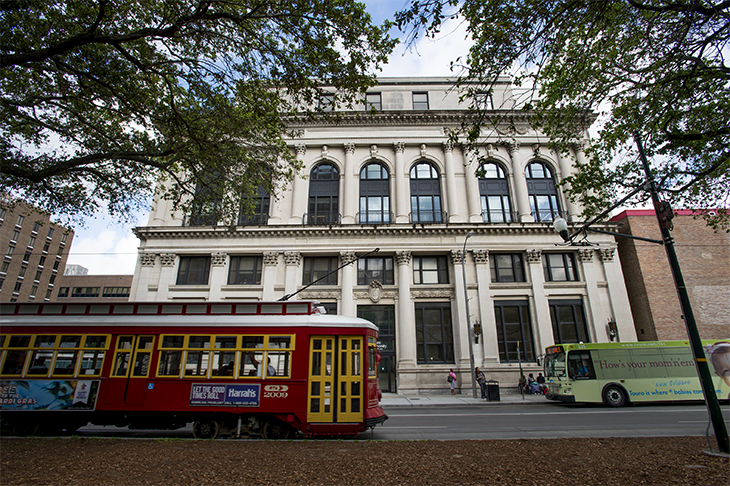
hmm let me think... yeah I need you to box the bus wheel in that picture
[193,418,220,439]
[604,386,626,407]
[262,419,293,440]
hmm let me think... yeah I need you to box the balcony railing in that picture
[409,211,447,224]
[304,213,341,225]
[481,210,519,223]
[357,211,393,225]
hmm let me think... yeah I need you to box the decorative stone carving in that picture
[284,251,301,266]
[368,280,384,303]
[486,143,497,157]
[532,143,541,157]
[442,140,453,153]
[160,253,176,266]
[393,141,405,154]
[211,252,227,266]
[340,251,357,266]
[299,291,340,300]
[526,249,542,264]
[411,289,454,299]
[344,142,355,154]
[450,249,464,264]
[321,145,329,158]
[289,129,305,138]
[472,249,489,264]
[263,252,279,265]
[420,144,427,157]
[295,143,306,156]
[370,144,378,157]
[599,248,615,262]
[395,250,412,265]
[140,253,157,266]
[503,140,521,156]
[579,249,594,263]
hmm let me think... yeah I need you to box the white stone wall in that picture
[131,78,637,395]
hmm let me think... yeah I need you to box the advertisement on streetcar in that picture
[189,383,260,407]
[0,380,99,411]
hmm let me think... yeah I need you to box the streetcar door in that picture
[307,336,364,424]
[103,335,154,406]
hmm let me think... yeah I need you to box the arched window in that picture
[359,162,390,224]
[478,162,513,222]
[525,161,561,222]
[308,163,340,224]
[409,162,443,223]
[238,185,269,226]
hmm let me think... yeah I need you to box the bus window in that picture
[545,351,565,379]
[568,351,595,380]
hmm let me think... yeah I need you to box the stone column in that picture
[393,142,409,223]
[506,141,533,222]
[262,251,279,301]
[463,145,484,223]
[343,142,357,224]
[157,253,177,301]
[289,144,307,224]
[339,251,357,317]
[555,148,580,221]
[283,251,301,299]
[578,249,603,343]
[473,249,498,364]
[208,252,227,301]
[525,249,553,353]
[442,140,460,222]
[451,249,471,369]
[132,253,158,301]
[599,247,638,342]
[395,251,417,370]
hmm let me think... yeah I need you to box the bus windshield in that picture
[544,351,565,379]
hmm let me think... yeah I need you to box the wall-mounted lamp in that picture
[607,319,618,342]
[473,323,482,344]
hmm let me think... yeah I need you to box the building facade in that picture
[0,194,74,302]
[611,209,730,341]
[131,78,636,394]
[55,274,133,302]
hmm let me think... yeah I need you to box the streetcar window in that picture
[215,336,237,348]
[138,336,155,350]
[8,335,31,348]
[112,336,134,377]
[269,336,291,348]
[80,350,105,375]
[27,350,52,375]
[161,335,185,348]
[158,350,183,376]
[85,336,107,348]
[1,350,28,375]
[188,336,211,349]
[368,337,377,377]
[132,336,154,377]
[268,351,290,377]
[34,335,56,348]
[53,351,78,375]
[242,336,264,348]
[60,335,82,348]
[0,335,5,347]
[185,350,210,377]
[212,351,236,376]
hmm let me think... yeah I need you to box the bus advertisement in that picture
[543,340,730,406]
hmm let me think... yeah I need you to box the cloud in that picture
[66,213,144,275]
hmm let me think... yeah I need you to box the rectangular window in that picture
[413,256,449,284]
[71,287,100,297]
[319,93,335,111]
[32,221,39,233]
[47,228,54,239]
[6,246,14,257]
[303,257,338,285]
[543,253,578,281]
[0,261,8,273]
[366,93,381,111]
[357,257,394,285]
[102,287,131,298]
[34,270,42,281]
[0,333,109,377]
[23,251,31,262]
[28,236,36,248]
[490,254,525,282]
[415,303,454,364]
[16,215,24,228]
[18,266,26,278]
[412,92,429,110]
[550,300,590,344]
[176,256,211,285]
[494,301,535,362]
[11,230,19,242]
[58,287,69,298]
[228,256,262,285]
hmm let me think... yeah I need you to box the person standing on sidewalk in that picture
[448,369,457,395]
[475,367,487,399]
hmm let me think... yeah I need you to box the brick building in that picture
[610,209,730,341]
[55,274,133,302]
[0,195,74,302]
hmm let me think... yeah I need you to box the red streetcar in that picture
[0,301,388,439]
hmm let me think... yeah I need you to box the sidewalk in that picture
[380,390,549,407]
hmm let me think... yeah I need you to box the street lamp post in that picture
[462,231,478,398]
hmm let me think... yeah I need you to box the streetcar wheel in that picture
[262,419,293,440]
[604,385,626,407]
[193,418,220,439]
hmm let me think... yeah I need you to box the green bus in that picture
[543,340,730,407]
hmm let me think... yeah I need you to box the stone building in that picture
[0,194,73,302]
[131,78,636,394]
[611,209,729,341]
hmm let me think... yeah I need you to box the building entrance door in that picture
[358,305,396,393]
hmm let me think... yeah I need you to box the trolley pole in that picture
[635,133,729,454]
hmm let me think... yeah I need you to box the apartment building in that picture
[130,78,636,394]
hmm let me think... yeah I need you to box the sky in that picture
[65,0,472,275]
